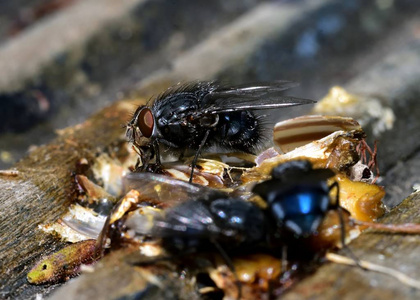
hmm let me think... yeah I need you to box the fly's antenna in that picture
[211,238,242,300]
[329,181,365,270]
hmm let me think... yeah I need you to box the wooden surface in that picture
[0,100,140,299]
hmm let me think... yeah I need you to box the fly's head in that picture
[126,106,156,145]
[126,105,157,167]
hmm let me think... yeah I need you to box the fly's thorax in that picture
[209,198,266,244]
[268,184,331,238]
[153,98,205,147]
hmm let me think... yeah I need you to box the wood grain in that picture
[0,100,142,299]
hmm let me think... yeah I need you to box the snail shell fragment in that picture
[273,115,362,154]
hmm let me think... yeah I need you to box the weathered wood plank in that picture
[0,100,140,299]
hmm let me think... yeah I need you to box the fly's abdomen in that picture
[216,111,264,153]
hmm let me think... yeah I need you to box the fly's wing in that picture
[200,81,315,114]
[215,80,299,94]
[100,172,226,247]
[149,197,266,245]
[150,199,220,238]
[123,172,226,208]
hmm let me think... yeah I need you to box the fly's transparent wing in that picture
[214,80,299,94]
[99,172,226,249]
[123,172,225,207]
[200,81,315,113]
[150,199,219,237]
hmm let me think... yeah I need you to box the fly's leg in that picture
[178,150,185,161]
[329,181,364,270]
[135,142,163,173]
[153,140,161,166]
[131,143,153,172]
[189,130,210,183]
[211,239,242,300]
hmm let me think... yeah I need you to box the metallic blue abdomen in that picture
[269,185,330,237]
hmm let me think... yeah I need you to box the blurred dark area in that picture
[221,0,420,96]
[0,87,55,133]
[0,0,419,204]
[0,0,77,39]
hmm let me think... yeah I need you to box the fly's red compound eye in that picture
[137,108,154,138]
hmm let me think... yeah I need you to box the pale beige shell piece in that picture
[273,115,361,154]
